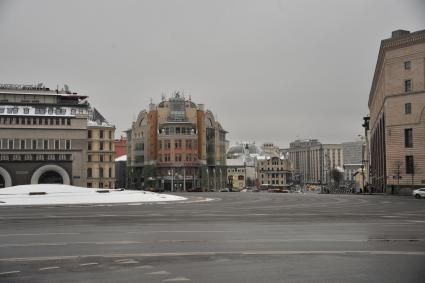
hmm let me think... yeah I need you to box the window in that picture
[99,167,104,178]
[405,103,412,114]
[88,130,92,139]
[405,80,412,92]
[87,182,92,188]
[175,140,182,149]
[88,155,92,162]
[100,130,104,139]
[87,168,92,178]
[32,140,37,149]
[100,155,104,162]
[406,156,414,174]
[404,128,413,148]
[43,140,48,149]
[66,140,71,150]
[404,61,411,70]
[20,139,25,149]
[55,140,59,150]
[24,108,29,114]
[108,131,112,139]
[100,142,104,150]
[108,168,112,178]
[88,142,92,151]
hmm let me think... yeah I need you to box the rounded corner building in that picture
[126,93,227,191]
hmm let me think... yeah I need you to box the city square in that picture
[1,193,424,282]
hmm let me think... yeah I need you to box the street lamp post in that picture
[171,167,174,192]
[244,161,247,189]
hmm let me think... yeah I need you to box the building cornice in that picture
[368,29,425,107]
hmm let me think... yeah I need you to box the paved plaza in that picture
[0,193,424,282]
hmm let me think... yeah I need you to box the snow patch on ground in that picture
[0,184,186,206]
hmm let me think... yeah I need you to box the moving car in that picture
[412,188,425,199]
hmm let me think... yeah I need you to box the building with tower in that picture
[126,93,227,191]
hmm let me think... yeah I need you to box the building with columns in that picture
[286,139,343,185]
[126,93,227,191]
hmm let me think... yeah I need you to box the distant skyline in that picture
[1,0,424,148]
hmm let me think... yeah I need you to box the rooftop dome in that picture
[227,143,264,158]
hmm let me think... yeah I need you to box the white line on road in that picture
[79,262,99,266]
[163,277,191,281]
[0,232,80,237]
[0,242,66,248]
[2,250,425,262]
[115,258,139,264]
[147,270,171,275]
[0,270,20,275]
[127,230,238,233]
[39,266,60,271]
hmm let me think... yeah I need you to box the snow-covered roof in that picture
[257,155,287,160]
[87,107,114,128]
[115,155,127,162]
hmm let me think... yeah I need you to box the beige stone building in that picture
[368,29,425,193]
[86,108,116,189]
[257,155,292,188]
[287,139,343,184]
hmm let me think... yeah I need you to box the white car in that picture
[412,188,425,199]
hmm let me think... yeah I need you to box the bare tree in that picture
[331,168,343,188]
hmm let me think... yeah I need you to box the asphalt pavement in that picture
[1,192,424,282]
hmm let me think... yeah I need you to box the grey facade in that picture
[0,84,89,188]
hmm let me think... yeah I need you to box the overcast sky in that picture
[1,0,424,147]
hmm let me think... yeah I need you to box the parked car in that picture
[412,188,425,199]
[219,188,230,192]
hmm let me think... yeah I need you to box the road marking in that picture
[127,230,238,234]
[0,242,66,248]
[0,233,80,237]
[115,259,139,264]
[163,277,191,282]
[147,270,171,275]
[79,262,99,266]
[39,266,60,271]
[2,250,425,262]
[0,270,20,275]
